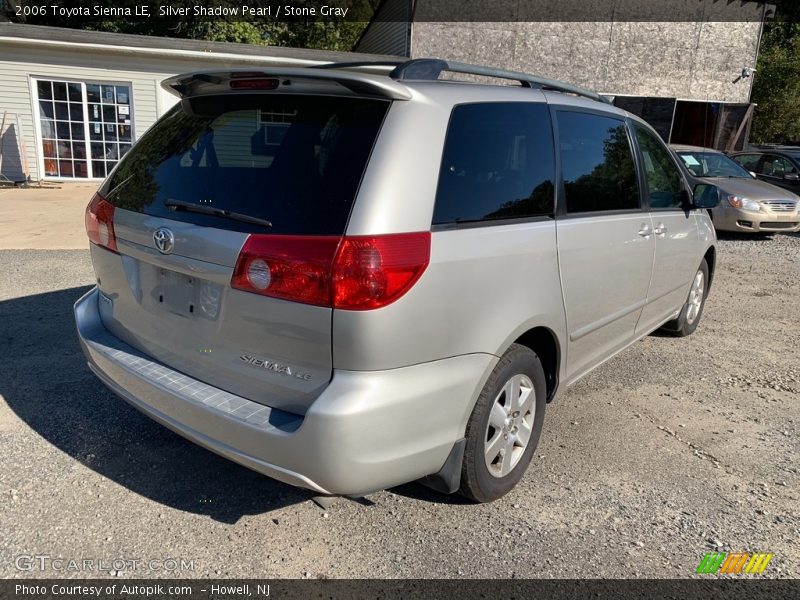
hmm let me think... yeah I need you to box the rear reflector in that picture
[85,192,118,253]
[231,232,431,310]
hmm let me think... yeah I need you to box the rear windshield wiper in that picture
[164,199,273,228]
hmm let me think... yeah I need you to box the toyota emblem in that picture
[153,228,175,254]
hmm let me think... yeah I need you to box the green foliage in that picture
[262,0,380,51]
[6,0,380,51]
[255,19,372,52]
[750,0,800,143]
[751,40,800,143]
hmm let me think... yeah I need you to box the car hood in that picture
[704,177,800,201]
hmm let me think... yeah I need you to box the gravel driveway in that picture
[0,233,797,579]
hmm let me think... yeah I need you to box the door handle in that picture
[638,224,652,237]
[653,223,667,236]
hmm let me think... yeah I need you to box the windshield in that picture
[677,151,752,178]
[100,94,389,235]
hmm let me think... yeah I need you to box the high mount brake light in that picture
[231,232,431,310]
[85,193,118,253]
[229,78,280,90]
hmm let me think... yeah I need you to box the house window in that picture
[34,78,133,179]
[258,107,297,146]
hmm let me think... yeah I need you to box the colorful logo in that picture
[696,552,773,574]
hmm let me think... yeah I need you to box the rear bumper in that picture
[712,208,800,233]
[75,287,495,495]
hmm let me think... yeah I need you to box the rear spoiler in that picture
[161,67,413,101]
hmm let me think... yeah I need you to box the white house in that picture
[0,23,395,182]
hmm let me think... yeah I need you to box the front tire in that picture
[459,344,546,503]
[661,258,709,337]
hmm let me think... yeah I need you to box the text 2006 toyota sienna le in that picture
[75,59,720,502]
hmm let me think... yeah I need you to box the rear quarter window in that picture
[432,102,555,227]
[100,94,389,235]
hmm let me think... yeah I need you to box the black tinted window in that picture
[634,125,684,209]
[101,94,389,235]
[433,103,555,226]
[731,153,761,171]
[558,111,639,213]
[762,155,798,176]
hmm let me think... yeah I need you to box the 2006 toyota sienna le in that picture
[75,59,720,502]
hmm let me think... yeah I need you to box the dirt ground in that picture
[0,188,797,578]
[0,184,93,249]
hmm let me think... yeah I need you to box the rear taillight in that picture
[85,192,118,253]
[231,232,431,310]
[231,235,341,307]
[332,233,431,310]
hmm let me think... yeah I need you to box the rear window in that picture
[100,94,389,235]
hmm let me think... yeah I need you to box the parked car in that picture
[672,144,800,234]
[730,147,800,195]
[75,59,719,503]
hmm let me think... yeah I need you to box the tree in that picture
[750,0,800,143]
[4,0,381,52]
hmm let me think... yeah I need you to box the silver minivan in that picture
[75,59,719,502]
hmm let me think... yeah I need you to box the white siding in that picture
[0,43,305,181]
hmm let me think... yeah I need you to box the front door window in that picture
[633,124,684,209]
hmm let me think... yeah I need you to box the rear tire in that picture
[459,344,546,503]
[660,259,709,337]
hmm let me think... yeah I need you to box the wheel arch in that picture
[704,245,716,291]
[422,324,563,495]
[509,326,561,403]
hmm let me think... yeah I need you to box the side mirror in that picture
[693,183,721,209]
[784,172,800,182]
[749,171,758,179]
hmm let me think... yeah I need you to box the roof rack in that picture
[310,60,405,70]
[317,58,610,105]
[314,58,610,105]
[389,58,611,104]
